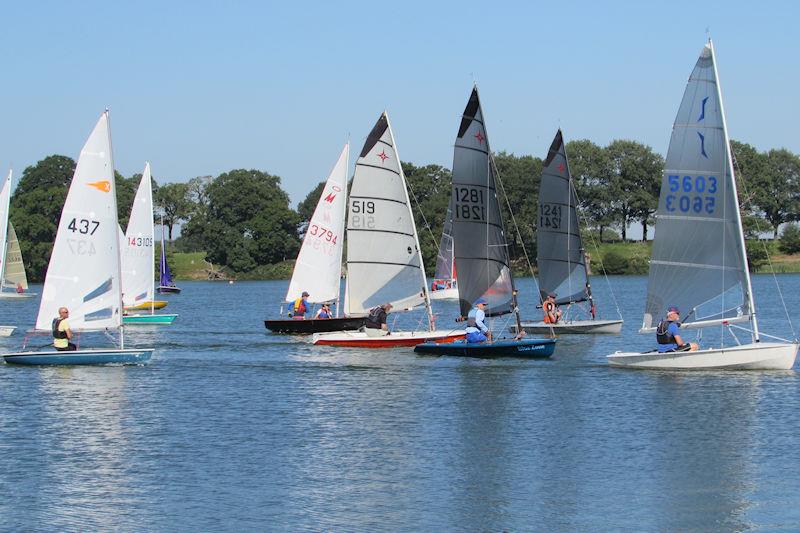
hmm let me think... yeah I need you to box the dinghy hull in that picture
[123,314,178,325]
[3,348,154,365]
[607,342,798,370]
[429,287,459,301]
[0,292,36,299]
[312,330,464,348]
[0,326,15,337]
[265,316,367,334]
[125,300,168,311]
[513,319,623,335]
[415,338,556,358]
[157,285,181,294]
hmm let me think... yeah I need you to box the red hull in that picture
[315,332,464,348]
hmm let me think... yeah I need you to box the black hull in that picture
[414,338,556,358]
[158,286,182,294]
[264,316,367,334]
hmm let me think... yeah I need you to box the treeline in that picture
[10,139,800,282]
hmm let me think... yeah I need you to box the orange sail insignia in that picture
[87,180,111,193]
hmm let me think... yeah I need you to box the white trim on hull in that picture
[0,326,15,337]
[607,342,798,370]
[0,292,36,299]
[311,329,464,347]
[514,319,623,335]
[429,288,459,301]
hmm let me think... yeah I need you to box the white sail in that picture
[0,171,11,287]
[344,113,429,315]
[36,111,123,331]
[285,144,349,304]
[4,222,29,290]
[642,41,752,331]
[121,162,155,307]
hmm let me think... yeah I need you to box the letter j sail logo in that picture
[87,180,111,193]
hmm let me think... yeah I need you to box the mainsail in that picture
[160,222,175,288]
[451,86,514,318]
[642,41,751,331]
[537,130,590,306]
[0,171,11,288]
[286,143,349,305]
[36,111,123,331]
[433,200,456,282]
[344,113,430,315]
[4,222,29,291]
[121,162,155,307]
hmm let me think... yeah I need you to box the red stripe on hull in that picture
[315,333,464,348]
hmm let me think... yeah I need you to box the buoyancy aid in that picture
[543,300,559,324]
[466,308,477,327]
[292,297,307,315]
[52,318,68,339]
[656,320,677,345]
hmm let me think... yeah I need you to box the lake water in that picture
[1,275,800,530]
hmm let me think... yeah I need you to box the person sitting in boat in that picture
[314,303,333,319]
[15,283,23,294]
[432,279,446,291]
[543,293,562,324]
[656,306,699,353]
[291,291,310,320]
[364,303,393,336]
[53,307,76,351]
[465,297,492,343]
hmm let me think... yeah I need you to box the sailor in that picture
[291,291,310,320]
[543,292,562,324]
[314,303,333,319]
[656,306,699,353]
[364,303,392,336]
[53,307,76,351]
[465,297,492,343]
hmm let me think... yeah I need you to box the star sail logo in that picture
[87,180,111,193]
[377,150,389,163]
[475,131,485,144]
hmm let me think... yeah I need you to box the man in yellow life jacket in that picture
[53,307,76,351]
[291,291,310,320]
[543,292,562,324]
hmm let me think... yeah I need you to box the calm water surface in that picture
[1,275,800,531]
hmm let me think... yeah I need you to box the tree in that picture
[606,140,663,241]
[779,224,800,254]
[9,155,76,281]
[566,140,615,242]
[402,163,453,274]
[155,182,191,240]
[297,180,325,228]
[493,152,541,263]
[200,169,300,271]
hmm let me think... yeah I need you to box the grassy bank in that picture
[166,242,800,281]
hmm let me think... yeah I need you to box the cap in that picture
[667,305,679,314]
[548,292,557,298]
[302,291,309,297]
[474,297,488,306]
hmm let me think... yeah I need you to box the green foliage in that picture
[566,139,615,241]
[10,155,76,281]
[297,180,325,226]
[155,182,192,240]
[745,240,769,272]
[494,152,541,260]
[779,225,800,254]
[597,246,649,275]
[402,162,453,275]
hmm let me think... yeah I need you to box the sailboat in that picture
[264,143,367,334]
[415,87,555,357]
[2,111,153,365]
[0,170,35,300]
[608,41,798,369]
[312,112,464,347]
[515,130,623,334]
[428,201,459,301]
[121,163,177,325]
[156,215,181,294]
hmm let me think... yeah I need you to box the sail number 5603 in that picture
[67,218,100,235]
[665,175,717,214]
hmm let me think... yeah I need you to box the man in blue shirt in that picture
[465,298,492,343]
[656,306,699,352]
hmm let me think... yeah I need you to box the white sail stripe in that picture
[650,259,741,271]
[656,214,725,223]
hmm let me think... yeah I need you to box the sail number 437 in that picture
[666,175,717,214]
[67,218,100,235]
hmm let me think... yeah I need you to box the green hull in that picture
[123,313,178,325]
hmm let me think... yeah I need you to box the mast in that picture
[710,39,759,342]
[146,162,155,316]
[336,142,349,318]
[106,110,124,349]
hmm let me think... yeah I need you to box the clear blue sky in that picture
[1,1,797,207]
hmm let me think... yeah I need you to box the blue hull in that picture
[3,348,154,365]
[414,338,556,358]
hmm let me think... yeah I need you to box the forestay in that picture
[643,42,750,330]
[451,87,513,317]
[345,113,428,315]
[121,162,155,307]
[36,112,123,331]
[537,130,589,306]
[286,143,348,304]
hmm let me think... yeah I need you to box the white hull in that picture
[0,326,15,337]
[0,292,36,299]
[429,287,459,301]
[607,342,798,370]
[515,319,623,335]
[311,329,464,347]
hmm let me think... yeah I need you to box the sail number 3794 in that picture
[665,175,717,214]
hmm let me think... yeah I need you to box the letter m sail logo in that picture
[324,191,337,203]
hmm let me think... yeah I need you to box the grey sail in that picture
[537,130,589,306]
[433,200,455,282]
[643,41,750,330]
[451,87,514,317]
[344,112,428,315]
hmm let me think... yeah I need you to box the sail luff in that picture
[709,39,759,342]
[0,171,11,289]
